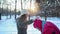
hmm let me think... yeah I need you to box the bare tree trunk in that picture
[29,0,31,20]
[6,4,8,19]
[15,0,17,19]
[0,13,1,20]
[44,8,47,21]
[21,0,23,10]
[0,4,1,20]
[0,2,1,20]
[10,4,11,18]
[2,3,3,14]
[0,3,3,20]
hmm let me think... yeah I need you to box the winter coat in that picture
[43,21,60,34]
[33,18,60,34]
[16,17,33,29]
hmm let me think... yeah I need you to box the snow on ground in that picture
[0,15,60,34]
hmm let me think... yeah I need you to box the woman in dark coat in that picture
[16,14,33,34]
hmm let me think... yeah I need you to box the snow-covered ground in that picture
[0,15,60,34]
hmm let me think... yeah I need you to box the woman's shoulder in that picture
[16,16,23,22]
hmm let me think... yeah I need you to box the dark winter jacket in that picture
[16,17,33,29]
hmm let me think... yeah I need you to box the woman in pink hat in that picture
[33,18,60,34]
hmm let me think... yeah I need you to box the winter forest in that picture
[0,0,60,34]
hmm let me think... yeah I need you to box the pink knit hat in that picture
[33,17,42,32]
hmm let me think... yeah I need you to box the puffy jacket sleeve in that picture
[26,20,33,25]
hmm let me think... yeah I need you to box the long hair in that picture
[20,14,27,21]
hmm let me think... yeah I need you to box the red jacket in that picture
[42,21,60,34]
[33,18,60,34]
